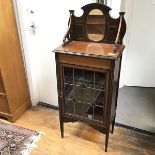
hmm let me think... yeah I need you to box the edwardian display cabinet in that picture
[53,3,126,152]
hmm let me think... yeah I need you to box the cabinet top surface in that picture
[53,41,125,60]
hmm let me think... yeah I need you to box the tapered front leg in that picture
[60,117,64,138]
[111,113,116,134]
[58,101,64,138]
[105,130,110,152]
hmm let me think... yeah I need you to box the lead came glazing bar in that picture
[64,66,105,122]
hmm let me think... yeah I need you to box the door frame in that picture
[119,0,134,87]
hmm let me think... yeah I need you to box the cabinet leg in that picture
[60,118,64,138]
[105,131,109,152]
[111,114,116,134]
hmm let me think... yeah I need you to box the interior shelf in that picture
[86,22,105,25]
[87,16,105,25]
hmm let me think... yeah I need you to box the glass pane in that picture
[64,67,73,84]
[64,84,73,101]
[84,70,94,88]
[74,68,84,85]
[95,72,105,90]
[65,100,74,114]
[95,91,104,107]
[75,101,84,116]
[64,67,105,123]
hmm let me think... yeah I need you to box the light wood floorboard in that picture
[10,107,155,155]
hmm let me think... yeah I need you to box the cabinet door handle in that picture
[59,91,63,98]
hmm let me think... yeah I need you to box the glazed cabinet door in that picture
[60,64,109,126]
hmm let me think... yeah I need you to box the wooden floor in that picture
[12,107,155,155]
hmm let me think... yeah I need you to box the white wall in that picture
[121,0,155,87]
[109,0,122,18]
[106,0,126,88]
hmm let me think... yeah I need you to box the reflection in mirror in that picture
[86,9,105,42]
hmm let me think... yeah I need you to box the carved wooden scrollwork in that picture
[62,3,126,52]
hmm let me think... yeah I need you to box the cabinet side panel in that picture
[0,97,10,114]
[0,69,6,94]
[110,57,121,121]
[0,0,31,115]
[0,69,10,113]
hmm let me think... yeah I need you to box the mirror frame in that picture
[62,3,126,46]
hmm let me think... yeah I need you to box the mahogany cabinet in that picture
[53,3,126,151]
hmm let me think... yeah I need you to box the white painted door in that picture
[14,0,41,105]
[15,0,95,106]
[123,0,155,87]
